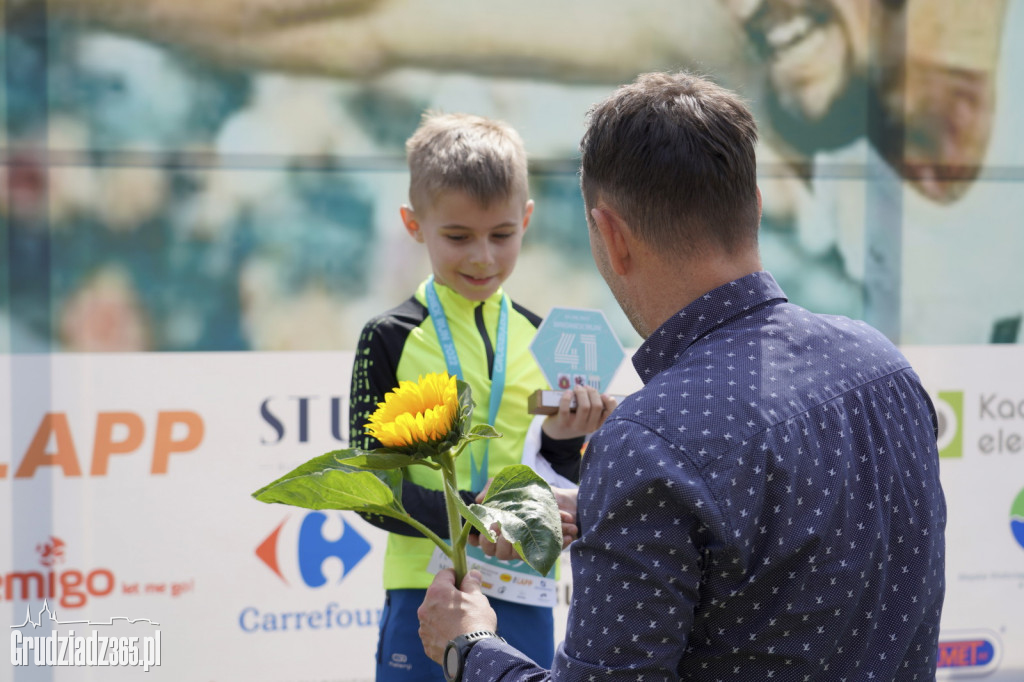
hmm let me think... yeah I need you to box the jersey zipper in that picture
[474,303,495,377]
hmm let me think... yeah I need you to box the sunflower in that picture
[365,372,460,449]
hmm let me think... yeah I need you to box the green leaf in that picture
[443,478,497,543]
[456,379,475,434]
[337,448,439,471]
[468,424,501,440]
[252,452,406,517]
[468,465,563,575]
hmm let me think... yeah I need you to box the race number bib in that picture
[427,545,557,607]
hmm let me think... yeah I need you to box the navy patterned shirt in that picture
[466,271,946,681]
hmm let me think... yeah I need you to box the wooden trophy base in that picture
[527,389,627,415]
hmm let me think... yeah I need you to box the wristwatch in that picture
[443,631,504,682]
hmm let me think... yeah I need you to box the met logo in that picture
[256,512,371,588]
[937,637,998,672]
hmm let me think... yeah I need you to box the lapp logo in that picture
[256,512,371,587]
[1011,488,1024,552]
[934,391,964,459]
[2,411,204,479]
[938,630,1001,675]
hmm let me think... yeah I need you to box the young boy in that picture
[349,112,616,681]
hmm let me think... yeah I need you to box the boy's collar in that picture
[417,278,506,309]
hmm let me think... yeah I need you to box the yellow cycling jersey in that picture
[350,280,555,589]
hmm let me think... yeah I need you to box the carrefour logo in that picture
[934,391,963,459]
[255,512,371,587]
[1011,488,1024,552]
[242,513,379,634]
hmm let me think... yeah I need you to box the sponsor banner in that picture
[1,352,579,681]
[3,347,1023,679]
[1,352,389,681]
[902,346,1024,680]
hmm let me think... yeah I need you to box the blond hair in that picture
[405,112,529,213]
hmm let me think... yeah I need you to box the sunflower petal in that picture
[364,372,463,453]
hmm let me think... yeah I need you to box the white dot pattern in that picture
[465,272,946,682]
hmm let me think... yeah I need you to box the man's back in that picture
[570,272,946,680]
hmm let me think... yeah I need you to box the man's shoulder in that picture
[716,299,907,368]
[619,303,915,436]
[786,306,908,365]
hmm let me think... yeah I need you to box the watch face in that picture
[444,643,461,681]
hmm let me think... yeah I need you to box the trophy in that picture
[527,307,627,414]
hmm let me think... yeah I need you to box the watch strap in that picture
[454,630,503,647]
[443,631,504,682]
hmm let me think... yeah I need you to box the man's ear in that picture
[400,205,424,242]
[590,206,631,276]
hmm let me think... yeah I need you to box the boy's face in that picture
[402,190,533,302]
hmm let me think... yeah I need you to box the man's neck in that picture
[633,248,762,339]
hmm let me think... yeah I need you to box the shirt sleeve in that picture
[360,481,480,538]
[538,430,584,484]
[466,417,718,682]
[349,318,394,452]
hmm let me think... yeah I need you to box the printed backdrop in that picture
[1,351,635,681]
[2,348,1023,680]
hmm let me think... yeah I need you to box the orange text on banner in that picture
[4,411,204,478]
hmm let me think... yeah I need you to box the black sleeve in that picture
[350,314,403,452]
[349,301,481,537]
[360,484,480,538]
[539,430,584,484]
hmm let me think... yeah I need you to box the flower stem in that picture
[439,451,469,584]
[399,516,451,558]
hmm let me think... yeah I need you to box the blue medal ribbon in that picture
[424,276,508,491]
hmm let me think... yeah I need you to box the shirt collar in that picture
[632,271,787,383]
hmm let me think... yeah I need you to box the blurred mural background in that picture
[3,0,1024,680]
[7,0,1019,355]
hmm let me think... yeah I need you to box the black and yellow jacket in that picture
[349,279,582,590]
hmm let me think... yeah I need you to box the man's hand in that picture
[542,385,617,440]
[418,569,498,664]
[469,486,579,558]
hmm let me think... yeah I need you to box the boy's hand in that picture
[469,485,579,557]
[541,385,617,440]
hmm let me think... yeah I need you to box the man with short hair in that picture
[417,70,946,681]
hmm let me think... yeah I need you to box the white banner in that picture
[902,346,1024,679]
[2,352,390,681]
[2,347,1022,679]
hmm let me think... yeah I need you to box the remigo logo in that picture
[2,537,115,609]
